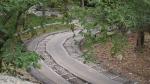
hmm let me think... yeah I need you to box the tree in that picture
[80,0,85,7]
[0,0,77,73]
[132,0,150,49]
[0,0,45,72]
[70,0,150,54]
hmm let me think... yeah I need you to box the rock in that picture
[90,28,101,37]
[116,54,123,61]
[28,5,62,17]
[0,75,35,84]
[127,30,132,35]
[107,31,115,36]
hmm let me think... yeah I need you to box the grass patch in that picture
[20,14,71,41]
[26,14,63,27]
[81,50,96,63]
[21,24,71,41]
[111,34,128,56]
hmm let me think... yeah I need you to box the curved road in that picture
[27,30,123,84]
[26,33,70,84]
[45,30,120,84]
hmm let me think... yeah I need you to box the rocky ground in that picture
[0,69,41,84]
[0,75,36,84]
[94,33,150,84]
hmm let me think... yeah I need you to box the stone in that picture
[116,54,123,61]
[0,75,34,84]
[107,31,115,36]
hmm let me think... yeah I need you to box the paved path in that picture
[26,32,70,84]
[26,30,137,84]
[45,31,121,84]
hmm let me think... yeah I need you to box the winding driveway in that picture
[26,30,134,84]
[46,30,120,84]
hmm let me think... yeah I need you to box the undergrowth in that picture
[82,31,128,63]
[1,39,39,74]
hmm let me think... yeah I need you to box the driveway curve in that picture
[26,33,70,84]
[46,30,121,84]
[26,30,126,84]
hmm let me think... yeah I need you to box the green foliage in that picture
[0,0,40,38]
[69,0,150,56]
[45,0,63,8]
[15,52,39,69]
[1,39,39,71]
[21,24,71,41]
[0,0,46,72]
[111,34,128,56]
[82,50,96,63]
[0,0,77,73]
[71,0,150,30]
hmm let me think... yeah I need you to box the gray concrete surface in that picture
[26,33,70,84]
[26,29,137,84]
[46,31,121,84]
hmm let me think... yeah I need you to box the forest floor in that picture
[93,33,150,84]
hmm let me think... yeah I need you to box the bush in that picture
[1,39,39,73]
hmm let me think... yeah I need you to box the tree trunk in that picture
[42,6,46,33]
[136,31,144,49]
[15,4,34,42]
[81,0,85,8]
[15,12,22,42]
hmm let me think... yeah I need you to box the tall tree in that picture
[70,0,150,52]
[0,0,45,72]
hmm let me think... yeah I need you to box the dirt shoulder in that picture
[93,33,150,84]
